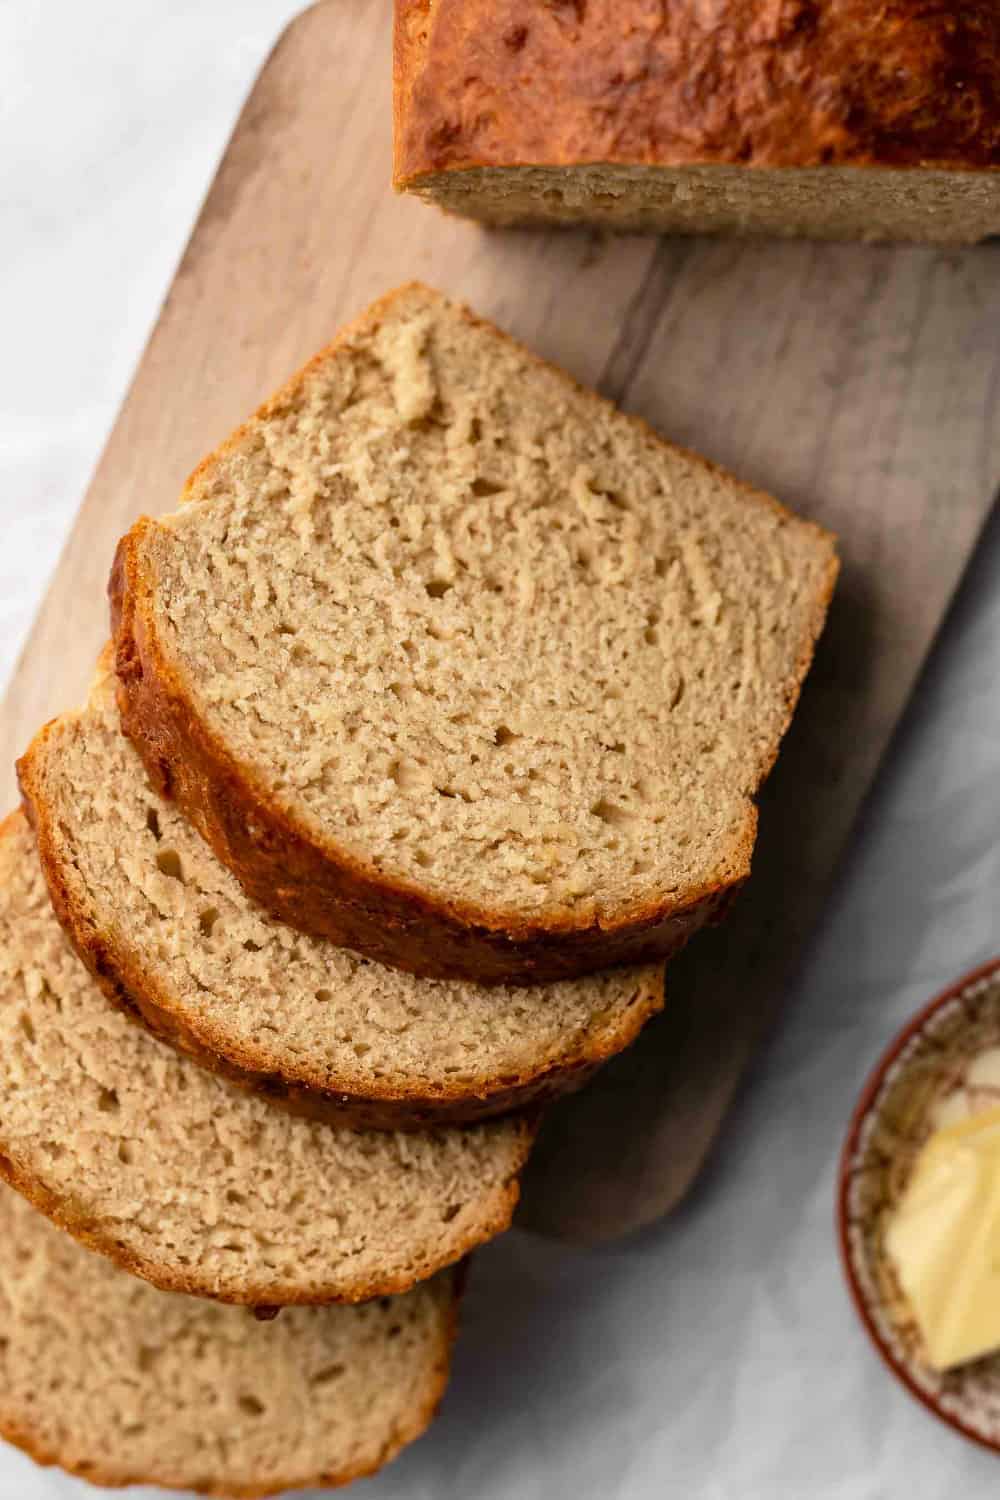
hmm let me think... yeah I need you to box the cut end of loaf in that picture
[402,164,1000,245]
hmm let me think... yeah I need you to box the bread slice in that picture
[394,2,1000,244]
[0,810,532,1305]
[111,283,837,984]
[18,660,663,1128]
[0,1186,458,1497]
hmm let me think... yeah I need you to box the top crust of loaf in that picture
[111,283,837,983]
[394,0,1000,183]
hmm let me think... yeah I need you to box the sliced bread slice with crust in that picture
[0,1186,458,1497]
[18,658,663,1127]
[0,809,532,1306]
[111,283,837,984]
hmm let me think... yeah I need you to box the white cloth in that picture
[1,6,997,1496]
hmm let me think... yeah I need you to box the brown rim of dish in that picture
[836,953,1000,1456]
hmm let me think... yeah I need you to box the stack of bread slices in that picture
[1,283,836,1496]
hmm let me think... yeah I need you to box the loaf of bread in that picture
[0,810,532,1306]
[394,1,1000,243]
[111,284,837,984]
[18,657,663,1126]
[0,1186,458,1496]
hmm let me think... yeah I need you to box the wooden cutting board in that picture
[3,0,997,1241]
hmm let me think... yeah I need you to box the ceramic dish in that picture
[838,955,1000,1453]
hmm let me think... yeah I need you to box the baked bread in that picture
[18,659,663,1127]
[394,1,1000,244]
[111,283,837,984]
[0,1186,458,1497]
[0,810,532,1305]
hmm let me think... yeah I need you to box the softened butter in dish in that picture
[887,1101,1000,1371]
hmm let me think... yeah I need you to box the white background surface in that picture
[2,5,999,1497]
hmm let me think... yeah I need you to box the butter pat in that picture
[887,1104,1000,1370]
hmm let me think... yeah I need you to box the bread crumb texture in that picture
[404,163,1000,243]
[131,286,836,934]
[0,811,530,1305]
[0,1186,457,1497]
[18,663,662,1120]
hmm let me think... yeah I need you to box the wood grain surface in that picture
[2,0,997,1239]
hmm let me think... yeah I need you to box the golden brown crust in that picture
[394,0,1000,185]
[17,707,664,1125]
[0,1265,462,1498]
[109,283,834,984]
